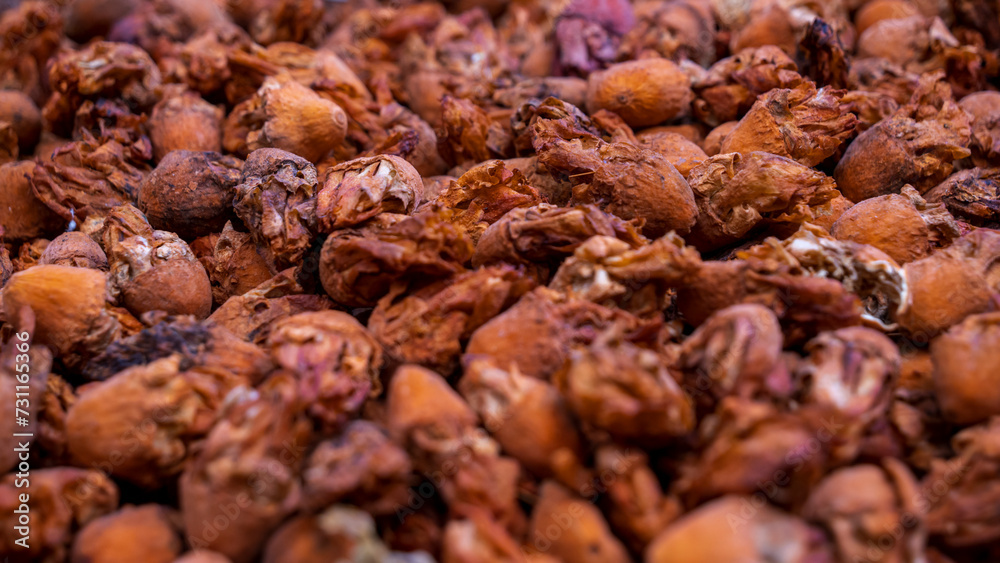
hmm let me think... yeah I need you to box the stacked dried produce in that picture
[1,0,1000,562]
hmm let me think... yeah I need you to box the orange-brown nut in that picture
[40,231,108,270]
[702,121,738,156]
[958,91,1000,121]
[71,504,182,563]
[586,58,692,128]
[855,0,920,35]
[148,92,224,162]
[316,155,423,231]
[196,222,276,306]
[0,90,42,153]
[636,130,708,177]
[527,481,630,563]
[806,194,854,232]
[931,312,1000,425]
[206,270,332,343]
[0,161,64,241]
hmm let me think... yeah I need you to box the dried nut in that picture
[958,91,1000,122]
[40,231,109,270]
[0,90,42,153]
[2,265,120,364]
[931,312,1000,425]
[316,155,423,231]
[527,481,630,562]
[138,151,243,240]
[64,0,137,42]
[636,130,708,177]
[148,93,224,163]
[585,58,692,128]
[730,4,798,55]
[702,121,738,156]
[71,504,182,563]
[806,194,854,232]
[197,221,276,305]
[0,161,64,241]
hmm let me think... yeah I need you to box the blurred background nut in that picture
[0,90,42,154]
[71,504,182,563]
[39,231,109,270]
[316,155,423,231]
[138,150,243,240]
[173,551,233,563]
[931,312,1000,425]
[586,58,692,128]
[148,92,224,162]
[0,161,64,241]
[64,0,138,43]
[527,481,630,563]
[854,0,920,36]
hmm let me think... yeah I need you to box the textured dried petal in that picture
[317,155,423,231]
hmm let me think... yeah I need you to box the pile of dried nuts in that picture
[0,0,999,561]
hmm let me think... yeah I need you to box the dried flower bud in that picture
[148,92,224,162]
[586,58,692,128]
[39,231,108,270]
[72,504,182,563]
[720,83,858,167]
[138,151,242,240]
[931,312,1000,424]
[0,161,64,241]
[316,155,423,231]
[527,481,630,563]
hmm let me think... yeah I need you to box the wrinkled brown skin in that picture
[527,481,631,563]
[207,270,332,343]
[71,504,182,563]
[692,46,804,126]
[637,130,708,177]
[138,150,242,240]
[266,311,383,431]
[180,376,311,563]
[196,221,276,305]
[65,356,239,488]
[0,90,41,153]
[646,495,823,563]
[0,468,118,563]
[301,420,412,515]
[925,168,1000,228]
[0,161,64,240]
[832,189,946,264]
[586,58,692,128]
[148,93,224,162]
[931,312,1000,425]
[316,155,423,231]
[39,231,108,270]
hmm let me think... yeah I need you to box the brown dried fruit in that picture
[148,92,224,163]
[0,90,42,153]
[316,155,423,232]
[0,161,64,241]
[931,312,1000,425]
[195,221,276,305]
[586,58,692,128]
[692,46,804,126]
[636,130,708,178]
[71,504,182,563]
[527,481,630,563]
[39,231,108,270]
[206,270,332,343]
[924,167,1000,228]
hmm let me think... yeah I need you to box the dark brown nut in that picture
[0,161,64,241]
[459,355,586,480]
[554,333,694,445]
[148,92,224,163]
[855,0,920,35]
[720,83,858,167]
[931,312,1000,425]
[646,495,826,563]
[924,167,1000,229]
[923,417,1000,548]
[266,311,382,431]
[678,304,789,410]
[533,122,697,238]
[138,151,242,240]
[207,270,332,343]
[64,0,137,42]
[301,420,412,515]
[691,47,803,126]
[39,231,109,270]
[0,468,118,563]
[685,151,839,252]
[43,42,161,135]
[72,504,182,563]
[471,203,644,272]
[635,130,708,178]
[673,399,833,509]
[527,481,630,563]
[832,185,961,264]
[835,76,971,202]
[225,76,347,163]
[318,208,473,309]
[368,265,536,374]
[548,233,701,317]
[437,96,513,168]
[701,120,738,156]
[174,551,233,563]
[180,375,311,563]
[0,90,42,153]
[898,229,1000,336]
[585,58,692,128]
[233,148,318,268]
[2,265,121,366]
[196,222,275,306]
[316,155,423,231]
[66,356,238,487]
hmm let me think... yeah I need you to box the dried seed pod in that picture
[207,270,332,343]
[301,421,412,515]
[266,311,383,432]
[0,161,64,241]
[71,504,183,563]
[39,231,108,270]
[138,151,242,240]
[2,265,120,366]
[148,92,224,162]
[195,222,275,306]
[316,155,423,231]
[437,95,513,168]
[692,47,804,126]
[0,90,42,153]
[646,495,825,563]
[931,312,1000,425]
[0,468,118,563]
[180,376,311,563]
[66,356,239,487]
[585,58,692,128]
[233,148,318,268]
[720,83,858,167]
[527,481,630,563]
[832,185,960,264]
[685,151,839,252]
[636,130,708,177]
[924,167,1000,228]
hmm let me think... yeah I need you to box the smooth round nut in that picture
[121,259,213,319]
[39,231,109,270]
[0,90,42,153]
[586,58,692,128]
[932,312,1000,425]
[831,193,931,264]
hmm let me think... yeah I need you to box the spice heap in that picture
[1,0,999,561]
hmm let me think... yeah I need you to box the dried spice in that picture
[316,154,423,231]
